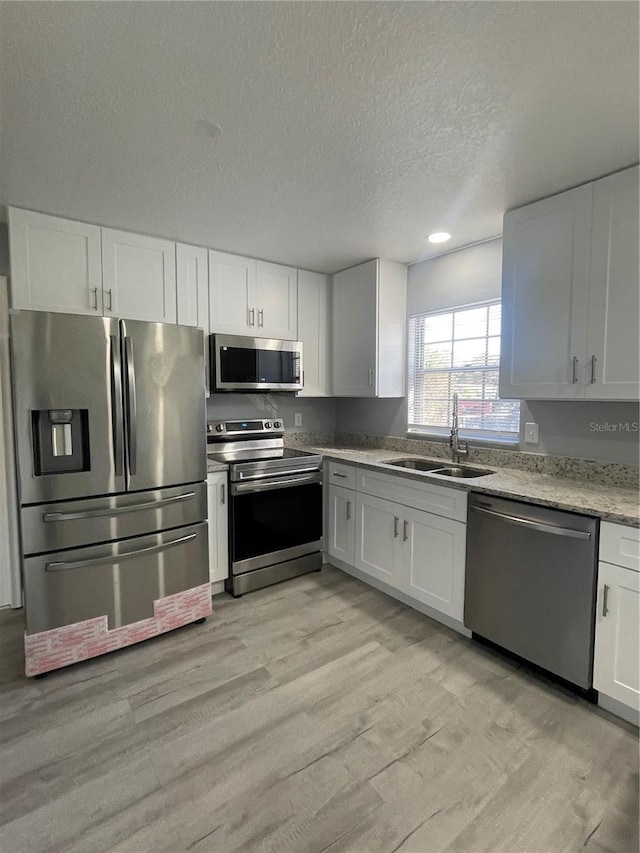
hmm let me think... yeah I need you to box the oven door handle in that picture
[232,472,322,495]
[237,466,321,481]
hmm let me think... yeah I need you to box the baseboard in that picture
[210,580,226,596]
[325,556,471,638]
[598,692,639,727]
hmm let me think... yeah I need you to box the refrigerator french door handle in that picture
[110,335,124,477]
[45,532,197,572]
[124,335,138,476]
[43,491,196,522]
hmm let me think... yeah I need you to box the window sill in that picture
[406,430,520,450]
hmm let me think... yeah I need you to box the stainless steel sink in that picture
[381,458,493,479]
[382,458,446,472]
[432,465,492,479]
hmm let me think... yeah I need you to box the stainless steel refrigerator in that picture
[11,311,209,672]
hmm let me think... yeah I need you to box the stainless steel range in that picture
[207,419,323,596]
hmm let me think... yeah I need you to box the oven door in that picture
[230,472,322,574]
[212,334,302,392]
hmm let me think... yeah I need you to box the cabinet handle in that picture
[90,287,99,311]
[368,368,374,387]
[346,501,351,521]
[590,355,597,384]
[333,472,347,479]
[602,584,609,617]
[248,308,255,327]
[393,516,399,538]
[106,289,113,312]
[403,520,409,542]
[220,484,225,505]
[258,309,264,328]
[571,356,578,384]
[302,370,305,388]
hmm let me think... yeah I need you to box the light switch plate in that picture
[524,422,539,444]
[294,412,303,427]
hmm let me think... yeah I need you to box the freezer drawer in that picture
[464,495,598,689]
[23,522,208,634]
[21,482,207,555]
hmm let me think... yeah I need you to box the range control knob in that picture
[273,420,282,429]
[215,423,225,433]
[265,421,272,429]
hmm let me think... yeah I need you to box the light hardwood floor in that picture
[0,565,637,853]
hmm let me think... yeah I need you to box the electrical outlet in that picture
[294,412,303,427]
[524,422,539,444]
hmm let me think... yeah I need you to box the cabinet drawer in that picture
[327,461,356,490]
[356,468,467,522]
[600,522,640,572]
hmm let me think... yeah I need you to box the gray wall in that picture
[335,239,640,465]
[206,393,336,435]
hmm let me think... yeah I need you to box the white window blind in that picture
[408,301,520,441]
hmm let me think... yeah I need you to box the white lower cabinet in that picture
[327,485,355,565]
[355,493,401,587]
[207,472,229,587]
[593,522,639,721]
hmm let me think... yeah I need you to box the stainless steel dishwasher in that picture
[464,493,599,690]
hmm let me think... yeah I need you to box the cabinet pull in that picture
[333,472,347,479]
[571,356,578,384]
[393,516,399,538]
[346,501,351,521]
[258,309,264,327]
[220,484,225,505]
[106,288,113,311]
[368,368,374,387]
[403,520,409,542]
[91,287,99,311]
[590,355,597,384]
[602,584,609,617]
[248,308,255,327]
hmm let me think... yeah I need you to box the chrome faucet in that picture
[449,393,469,464]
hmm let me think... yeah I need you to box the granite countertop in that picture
[305,445,640,527]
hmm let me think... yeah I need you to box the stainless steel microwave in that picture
[210,334,303,392]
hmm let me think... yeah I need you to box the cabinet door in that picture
[327,485,355,565]
[499,184,592,399]
[209,250,256,335]
[354,493,401,587]
[332,259,378,397]
[176,244,209,331]
[207,472,229,585]
[101,229,177,323]
[593,561,640,711]
[586,166,639,401]
[8,208,103,315]
[400,506,466,621]
[256,261,297,339]
[297,269,330,396]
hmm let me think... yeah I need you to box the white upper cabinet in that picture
[176,243,209,331]
[101,229,177,324]
[8,208,103,315]
[500,165,639,401]
[332,258,407,397]
[256,261,297,339]
[209,252,298,339]
[297,269,330,397]
[500,184,593,399]
[586,166,639,400]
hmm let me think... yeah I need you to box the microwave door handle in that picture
[124,335,137,476]
[110,335,124,477]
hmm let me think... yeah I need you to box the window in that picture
[408,300,520,442]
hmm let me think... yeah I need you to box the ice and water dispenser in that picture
[31,409,90,475]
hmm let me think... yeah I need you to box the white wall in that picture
[336,240,640,465]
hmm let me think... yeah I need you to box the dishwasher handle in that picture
[470,505,591,540]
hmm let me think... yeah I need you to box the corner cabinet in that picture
[297,269,331,397]
[593,522,639,720]
[332,259,407,397]
[207,471,229,587]
[500,164,639,401]
[209,251,297,339]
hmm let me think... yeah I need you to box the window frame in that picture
[406,298,520,445]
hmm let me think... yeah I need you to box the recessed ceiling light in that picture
[194,119,223,139]
[427,232,451,244]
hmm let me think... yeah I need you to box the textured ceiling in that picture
[0,2,638,273]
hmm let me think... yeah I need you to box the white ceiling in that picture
[1,2,638,273]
